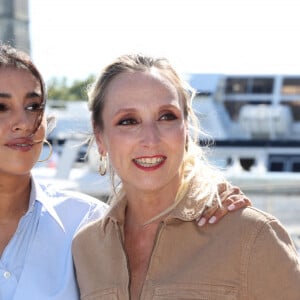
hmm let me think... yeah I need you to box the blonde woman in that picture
[71,54,298,299]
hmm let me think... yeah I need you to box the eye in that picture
[159,112,178,121]
[26,102,44,112]
[0,103,8,112]
[117,118,138,126]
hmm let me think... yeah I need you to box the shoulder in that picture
[72,218,104,258]
[226,206,287,233]
[238,206,277,223]
[36,182,109,229]
[73,196,128,249]
[236,209,300,297]
[237,206,287,233]
[38,182,107,208]
[214,183,291,239]
[223,206,297,255]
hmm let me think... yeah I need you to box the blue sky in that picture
[29,0,300,82]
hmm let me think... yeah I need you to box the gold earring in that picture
[98,154,107,176]
[185,135,189,152]
[38,140,53,162]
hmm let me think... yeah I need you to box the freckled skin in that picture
[95,70,187,197]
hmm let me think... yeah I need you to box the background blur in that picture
[28,0,300,83]
[1,0,300,251]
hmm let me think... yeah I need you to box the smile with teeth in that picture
[15,143,33,147]
[133,156,166,168]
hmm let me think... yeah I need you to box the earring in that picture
[98,154,107,176]
[185,135,189,152]
[38,140,53,162]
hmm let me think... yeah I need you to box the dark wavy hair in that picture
[0,42,46,133]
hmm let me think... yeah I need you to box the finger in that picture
[207,206,229,224]
[227,192,252,204]
[196,205,218,226]
[197,217,207,226]
[197,195,252,227]
[197,205,224,226]
[199,197,251,226]
[227,197,252,211]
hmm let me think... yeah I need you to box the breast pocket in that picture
[81,287,118,300]
[153,283,237,300]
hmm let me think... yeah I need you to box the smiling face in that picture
[95,69,187,195]
[0,67,46,176]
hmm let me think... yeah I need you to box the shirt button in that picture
[3,271,11,279]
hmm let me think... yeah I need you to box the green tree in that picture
[47,74,96,101]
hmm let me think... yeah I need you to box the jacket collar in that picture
[104,179,242,225]
[105,180,232,225]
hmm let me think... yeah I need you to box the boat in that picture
[33,76,300,252]
[188,73,300,251]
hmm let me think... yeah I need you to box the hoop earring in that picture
[38,140,53,162]
[98,154,107,176]
[185,135,189,152]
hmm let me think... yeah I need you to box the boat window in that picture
[225,78,248,94]
[292,162,300,172]
[269,155,300,172]
[282,78,300,95]
[225,77,273,94]
[291,158,300,172]
[269,157,286,172]
[252,78,273,94]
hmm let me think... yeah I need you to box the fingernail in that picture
[228,204,235,211]
[208,216,217,224]
[198,217,206,226]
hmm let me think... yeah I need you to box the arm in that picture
[247,218,300,299]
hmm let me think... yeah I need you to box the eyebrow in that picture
[0,92,10,98]
[114,103,180,114]
[0,91,42,99]
[26,91,42,99]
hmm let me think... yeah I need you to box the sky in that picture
[29,0,300,83]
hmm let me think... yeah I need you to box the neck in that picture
[0,175,31,220]
[124,184,179,227]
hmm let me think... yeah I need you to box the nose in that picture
[11,109,33,133]
[140,122,160,147]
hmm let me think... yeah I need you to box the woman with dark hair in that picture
[0,43,108,300]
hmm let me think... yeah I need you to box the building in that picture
[0,0,30,53]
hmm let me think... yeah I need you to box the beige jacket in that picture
[72,184,300,299]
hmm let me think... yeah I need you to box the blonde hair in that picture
[88,54,225,217]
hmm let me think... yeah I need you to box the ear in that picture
[93,123,107,156]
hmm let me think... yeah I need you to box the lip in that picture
[5,137,36,152]
[133,155,166,171]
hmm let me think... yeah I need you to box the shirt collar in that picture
[30,177,65,231]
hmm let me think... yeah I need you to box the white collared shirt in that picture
[0,177,108,300]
